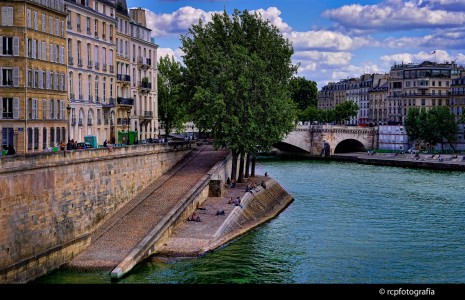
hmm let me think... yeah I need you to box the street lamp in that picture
[66,104,71,142]
[126,108,131,145]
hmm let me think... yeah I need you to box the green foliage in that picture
[298,101,358,124]
[157,55,189,138]
[404,107,458,152]
[289,77,318,111]
[181,9,298,155]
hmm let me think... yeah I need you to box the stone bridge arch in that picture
[276,125,378,156]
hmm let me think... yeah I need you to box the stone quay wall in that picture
[0,143,194,283]
[110,151,233,279]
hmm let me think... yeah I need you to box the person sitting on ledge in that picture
[261,180,267,189]
[188,212,201,222]
[245,184,251,192]
[228,197,233,204]
[233,197,243,208]
[216,210,225,216]
[230,178,236,188]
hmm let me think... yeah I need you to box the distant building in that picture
[378,125,409,152]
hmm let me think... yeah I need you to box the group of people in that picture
[245,180,267,192]
[228,196,243,208]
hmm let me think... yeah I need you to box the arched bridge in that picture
[274,125,378,156]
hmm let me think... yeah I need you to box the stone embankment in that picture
[157,176,293,257]
[332,152,465,171]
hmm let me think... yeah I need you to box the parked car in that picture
[76,142,93,149]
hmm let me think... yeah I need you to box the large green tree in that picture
[181,9,297,181]
[289,76,318,111]
[157,55,189,140]
[404,107,458,152]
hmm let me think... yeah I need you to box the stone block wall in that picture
[0,143,193,283]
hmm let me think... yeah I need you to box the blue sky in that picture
[126,0,465,88]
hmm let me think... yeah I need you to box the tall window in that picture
[1,68,13,86]
[1,97,13,118]
[95,76,99,102]
[110,78,113,99]
[77,40,81,64]
[103,77,106,101]
[88,74,92,101]
[1,7,14,26]
[78,73,82,99]
[86,17,91,34]
[69,71,74,96]
[87,43,91,66]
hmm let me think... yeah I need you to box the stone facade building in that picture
[65,0,116,144]
[1,0,67,154]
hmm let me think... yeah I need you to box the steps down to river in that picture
[157,176,294,257]
[66,145,230,276]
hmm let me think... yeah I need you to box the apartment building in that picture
[368,74,389,125]
[1,0,67,154]
[66,0,116,144]
[128,7,158,141]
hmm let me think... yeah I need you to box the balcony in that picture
[77,58,83,67]
[76,23,81,32]
[78,94,83,100]
[97,119,102,125]
[70,93,75,100]
[137,56,151,69]
[117,118,130,126]
[87,120,93,126]
[94,32,99,39]
[138,81,152,93]
[102,63,107,71]
[87,61,93,69]
[68,57,74,65]
[89,95,93,102]
[87,28,91,35]
[102,33,106,40]
[71,120,76,126]
[94,62,99,70]
[95,96,100,103]
[78,119,83,126]
[109,65,114,73]
[117,74,131,82]
[67,22,72,30]
[117,97,134,106]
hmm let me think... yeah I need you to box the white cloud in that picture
[157,47,185,63]
[252,7,292,33]
[322,0,465,32]
[288,30,367,51]
[379,49,457,65]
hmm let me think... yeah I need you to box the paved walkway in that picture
[157,175,268,257]
[67,145,230,271]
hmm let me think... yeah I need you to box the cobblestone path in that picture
[67,145,230,271]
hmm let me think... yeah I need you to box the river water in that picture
[34,158,465,284]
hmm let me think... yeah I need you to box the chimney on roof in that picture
[130,7,146,27]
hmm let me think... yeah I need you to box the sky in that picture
[126,0,465,89]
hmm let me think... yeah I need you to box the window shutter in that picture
[55,99,59,119]
[26,38,28,57]
[0,37,3,55]
[46,71,50,89]
[13,67,19,87]
[32,40,36,59]
[27,9,31,28]
[50,44,53,62]
[13,36,19,56]
[34,11,38,30]
[60,46,64,64]
[13,97,19,119]
[8,7,13,26]
[61,20,64,37]
[37,40,41,60]
[34,99,38,119]
[39,70,43,88]
[42,14,46,32]
[60,100,64,120]
[49,16,53,34]
[0,67,3,86]
[32,70,36,88]
[49,99,53,119]
[43,99,47,120]
[1,8,6,26]
[42,41,46,60]
[54,73,58,90]
[0,97,2,119]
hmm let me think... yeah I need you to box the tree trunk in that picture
[238,151,245,183]
[244,153,250,178]
[231,150,238,181]
[251,152,256,177]
[448,140,457,153]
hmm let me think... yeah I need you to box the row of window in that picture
[69,73,114,101]
[26,126,66,151]
[0,97,65,120]
[68,11,113,41]
[26,38,65,64]
[27,69,66,91]
[27,8,65,38]
[68,39,113,68]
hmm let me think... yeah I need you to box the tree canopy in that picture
[289,76,318,111]
[299,101,359,124]
[181,9,298,180]
[404,107,458,152]
[157,55,189,138]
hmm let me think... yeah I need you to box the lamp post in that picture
[66,104,71,142]
[126,108,131,145]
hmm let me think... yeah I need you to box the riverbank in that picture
[155,175,294,258]
[331,152,465,171]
